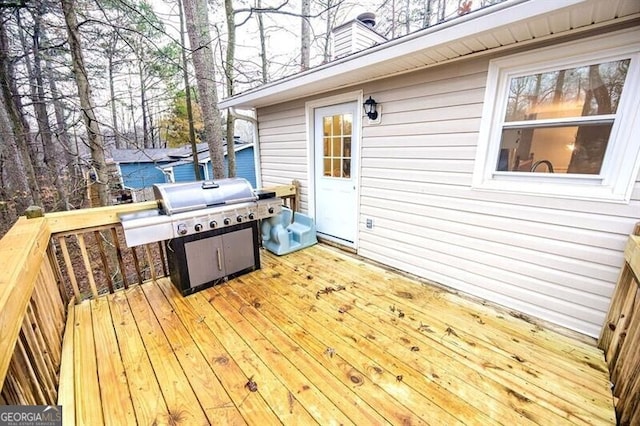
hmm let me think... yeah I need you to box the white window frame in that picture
[472,28,640,203]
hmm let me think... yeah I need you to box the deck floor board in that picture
[260,248,614,423]
[65,245,615,425]
[107,291,169,425]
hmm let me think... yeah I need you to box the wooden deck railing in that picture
[598,229,640,426]
[47,201,168,301]
[0,183,298,406]
[0,217,64,405]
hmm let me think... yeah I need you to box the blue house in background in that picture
[109,140,257,196]
[163,143,257,188]
[109,148,176,190]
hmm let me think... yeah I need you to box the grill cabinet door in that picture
[223,227,256,275]
[184,235,226,287]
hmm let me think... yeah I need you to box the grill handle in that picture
[216,248,222,271]
[202,181,220,189]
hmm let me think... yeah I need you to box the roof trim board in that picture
[219,0,637,110]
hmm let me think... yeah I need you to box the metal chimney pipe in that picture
[357,12,376,28]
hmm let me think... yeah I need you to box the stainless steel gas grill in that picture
[119,178,282,296]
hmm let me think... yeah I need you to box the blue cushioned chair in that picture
[261,207,317,255]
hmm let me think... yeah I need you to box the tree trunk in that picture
[61,0,110,206]
[43,30,77,182]
[129,89,138,147]
[0,19,40,207]
[257,0,267,83]
[29,10,56,170]
[15,13,44,178]
[424,0,433,27]
[0,76,29,213]
[178,0,201,180]
[31,9,70,210]
[552,69,566,104]
[138,61,150,148]
[391,0,396,38]
[107,34,122,149]
[300,0,310,71]
[404,0,410,35]
[567,65,611,174]
[182,0,225,179]
[224,0,236,178]
[322,0,333,63]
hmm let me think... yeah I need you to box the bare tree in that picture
[105,32,123,149]
[256,0,268,83]
[0,16,41,207]
[178,0,201,180]
[225,0,236,177]
[182,0,225,178]
[61,0,110,206]
[0,87,29,232]
[18,5,70,209]
[568,65,612,174]
[42,30,79,183]
[301,0,310,70]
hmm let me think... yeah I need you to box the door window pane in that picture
[323,117,331,136]
[321,113,353,178]
[332,115,342,133]
[343,114,352,134]
[342,159,351,178]
[323,158,331,176]
[332,137,342,157]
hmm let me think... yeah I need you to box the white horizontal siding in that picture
[358,203,619,285]
[257,103,309,212]
[360,188,627,264]
[355,51,640,337]
[255,32,640,338]
[360,170,640,218]
[358,233,611,336]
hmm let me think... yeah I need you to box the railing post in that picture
[598,224,640,425]
[24,206,44,219]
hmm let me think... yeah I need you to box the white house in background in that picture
[220,0,640,338]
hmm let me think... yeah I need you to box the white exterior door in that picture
[314,102,359,244]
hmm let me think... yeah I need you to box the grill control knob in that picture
[209,220,217,229]
[194,223,203,232]
[248,213,255,220]
[268,207,274,214]
[223,218,231,225]
[236,215,243,223]
[177,223,187,235]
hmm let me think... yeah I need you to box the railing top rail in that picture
[46,201,158,235]
[45,185,298,235]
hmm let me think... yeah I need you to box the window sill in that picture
[471,178,632,204]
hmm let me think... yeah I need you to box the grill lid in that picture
[154,177,256,215]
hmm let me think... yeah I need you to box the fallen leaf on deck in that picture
[245,376,258,392]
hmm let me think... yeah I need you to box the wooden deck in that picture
[60,245,615,425]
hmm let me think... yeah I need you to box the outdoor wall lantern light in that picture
[363,96,378,120]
